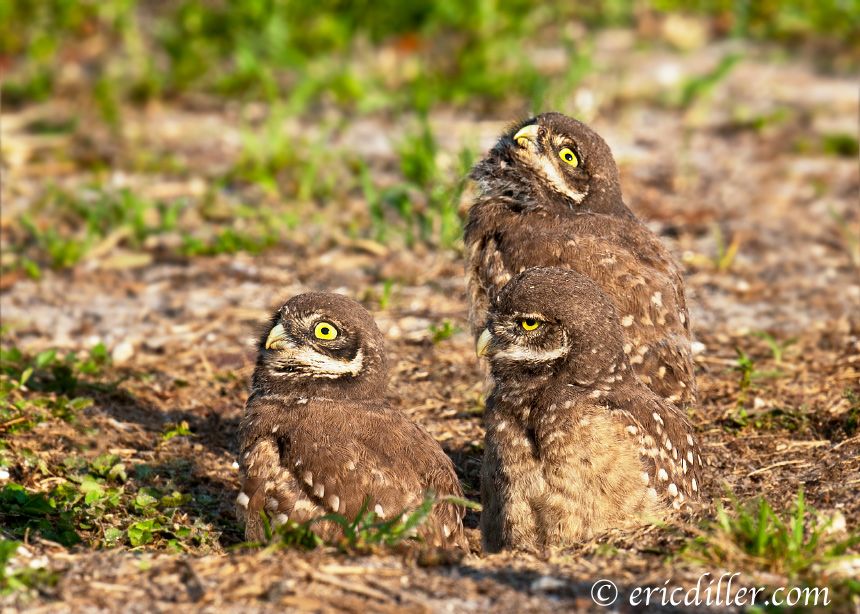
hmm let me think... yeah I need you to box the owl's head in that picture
[478,267,626,388]
[253,292,388,399]
[471,112,628,216]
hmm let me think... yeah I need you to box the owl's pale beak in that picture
[265,323,289,350]
[476,328,492,357]
[512,124,538,148]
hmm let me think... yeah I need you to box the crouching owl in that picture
[237,292,466,547]
[477,268,704,553]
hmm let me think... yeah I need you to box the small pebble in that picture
[112,341,135,364]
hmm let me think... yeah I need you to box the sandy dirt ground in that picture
[1,35,858,612]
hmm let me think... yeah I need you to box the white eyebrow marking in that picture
[531,154,587,204]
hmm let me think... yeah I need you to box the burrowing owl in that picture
[237,292,465,547]
[477,268,703,553]
[465,112,696,407]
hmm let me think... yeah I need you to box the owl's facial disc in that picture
[479,315,569,365]
[510,122,589,206]
[264,314,364,379]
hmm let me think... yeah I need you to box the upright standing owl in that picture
[465,112,695,407]
[237,292,466,547]
[477,268,704,553]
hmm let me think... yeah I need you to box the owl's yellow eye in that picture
[314,321,338,340]
[558,147,578,167]
[520,318,541,331]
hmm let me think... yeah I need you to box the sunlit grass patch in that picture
[684,490,860,606]
[257,495,479,553]
[0,342,114,435]
[1,186,301,275]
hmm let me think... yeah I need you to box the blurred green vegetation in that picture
[1,0,856,270]
[2,0,857,109]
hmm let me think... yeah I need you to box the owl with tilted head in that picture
[237,292,466,547]
[465,112,696,408]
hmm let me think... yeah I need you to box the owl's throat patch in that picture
[270,346,364,379]
[493,342,569,364]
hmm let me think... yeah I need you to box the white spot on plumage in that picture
[328,495,340,511]
[658,468,668,481]
[236,492,249,508]
[313,483,325,498]
[274,513,289,526]
[640,472,650,484]
[653,412,664,426]
[692,478,698,492]
[293,499,314,513]
[374,504,385,518]
[621,315,634,327]
[668,483,678,497]
[303,471,313,486]
[687,434,694,446]
[626,425,638,435]
[266,498,279,512]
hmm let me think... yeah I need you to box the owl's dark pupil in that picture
[565,153,572,161]
[320,327,330,335]
[525,319,535,326]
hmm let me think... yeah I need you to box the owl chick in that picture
[237,292,465,547]
[465,112,696,407]
[477,268,703,553]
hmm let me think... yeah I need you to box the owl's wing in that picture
[465,216,513,338]
[238,397,465,545]
[614,394,703,512]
